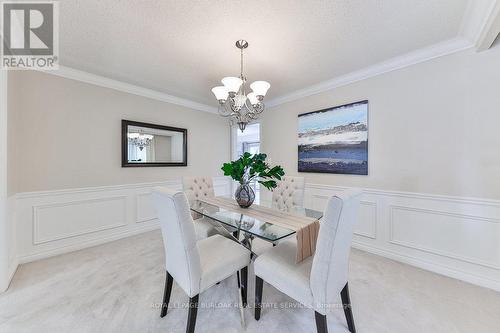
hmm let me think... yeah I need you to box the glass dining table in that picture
[191,197,323,257]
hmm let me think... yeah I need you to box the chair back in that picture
[271,176,305,212]
[182,176,215,206]
[152,187,201,297]
[310,189,362,313]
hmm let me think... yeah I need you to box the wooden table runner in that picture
[200,196,320,263]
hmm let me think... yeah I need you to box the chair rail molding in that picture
[8,178,500,292]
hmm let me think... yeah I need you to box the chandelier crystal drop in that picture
[211,40,270,132]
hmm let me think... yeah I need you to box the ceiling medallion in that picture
[211,40,270,132]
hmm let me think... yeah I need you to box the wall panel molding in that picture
[388,205,500,271]
[33,196,128,245]
[10,178,500,292]
[303,183,500,291]
[14,177,231,265]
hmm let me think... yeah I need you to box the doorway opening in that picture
[231,123,261,200]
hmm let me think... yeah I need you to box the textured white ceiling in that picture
[59,0,469,105]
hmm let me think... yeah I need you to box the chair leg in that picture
[340,282,356,333]
[254,276,264,320]
[314,311,328,333]
[186,295,199,333]
[240,266,248,307]
[160,271,173,318]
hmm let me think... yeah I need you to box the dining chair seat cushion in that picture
[194,217,218,240]
[198,234,250,294]
[254,239,314,307]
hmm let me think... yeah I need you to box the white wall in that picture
[0,70,10,291]
[4,71,231,291]
[260,45,500,291]
[261,45,500,199]
[7,71,230,194]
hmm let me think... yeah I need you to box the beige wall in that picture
[261,45,500,199]
[7,71,230,194]
[153,135,172,161]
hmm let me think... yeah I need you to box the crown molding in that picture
[267,37,473,108]
[460,0,500,49]
[475,1,500,51]
[39,66,218,114]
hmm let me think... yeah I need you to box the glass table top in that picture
[190,197,323,242]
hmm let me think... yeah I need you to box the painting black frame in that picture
[297,100,369,175]
[121,119,188,167]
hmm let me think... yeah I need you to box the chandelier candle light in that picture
[211,40,270,132]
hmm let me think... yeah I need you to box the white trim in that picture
[357,200,377,239]
[475,1,500,51]
[460,0,500,48]
[39,66,218,114]
[9,179,500,292]
[305,182,500,207]
[266,38,473,107]
[32,196,129,245]
[15,180,182,199]
[388,205,500,270]
[17,222,160,264]
[352,241,500,293]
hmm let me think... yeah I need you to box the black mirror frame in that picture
[121,119,188,167]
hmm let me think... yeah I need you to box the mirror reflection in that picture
[122,120,187,167]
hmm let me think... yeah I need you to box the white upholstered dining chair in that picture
[271,176,305,212]
[152,188,251,333]
[182,176,217,239]
[253,189,362,333]
[252,176,306,255]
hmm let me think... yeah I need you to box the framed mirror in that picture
[121,120,187,167]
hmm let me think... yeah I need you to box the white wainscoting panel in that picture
[33,196,128,244]
[15,177,231,264]
[303,184,500,292]
[11,178,500,292]
[136,192,156,224]
[389,205,500,270]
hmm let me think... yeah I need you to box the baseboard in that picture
[17,222,160,264]
[352,241,500,292]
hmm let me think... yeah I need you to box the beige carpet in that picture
[0,231,499,333]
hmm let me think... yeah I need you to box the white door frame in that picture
[230,122,261,196]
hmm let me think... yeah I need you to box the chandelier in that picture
[211,40,270,132]
[128,131,153,151]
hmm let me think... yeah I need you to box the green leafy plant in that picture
[221,152,285,190]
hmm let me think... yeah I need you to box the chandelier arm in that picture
[254,102,265,114]
[218,103,233,117]
[213,39,268,132]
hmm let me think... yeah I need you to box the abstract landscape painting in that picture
[298,100,368,175]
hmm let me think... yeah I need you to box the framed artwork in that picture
[298,100,368,175]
